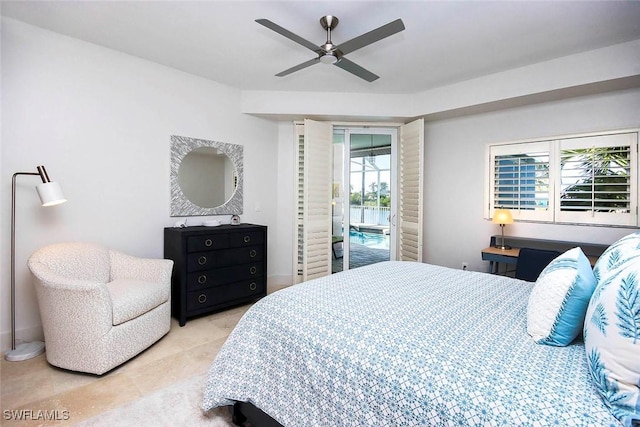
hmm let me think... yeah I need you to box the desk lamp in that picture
[492,209,513,250]
[6,166,66,361]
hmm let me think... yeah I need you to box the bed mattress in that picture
[202,261,620,426]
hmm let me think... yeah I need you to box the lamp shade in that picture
[36,182,67,206]
[492,209,513,225]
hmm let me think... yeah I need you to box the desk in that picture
[482,241,603,275]
[481,247,520,274]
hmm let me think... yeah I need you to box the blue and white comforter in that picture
[202,261,620,426]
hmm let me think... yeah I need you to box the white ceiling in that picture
[2,1,640,95]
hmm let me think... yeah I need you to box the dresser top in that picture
[165,223,265,234]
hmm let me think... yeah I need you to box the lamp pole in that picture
[6,166,66,361]
[10,172,41,354]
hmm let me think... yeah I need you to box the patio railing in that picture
[349,206,391,225]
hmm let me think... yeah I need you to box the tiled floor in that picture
[332,242,390,273]
[0,302,255,426]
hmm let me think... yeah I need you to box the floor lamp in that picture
[6,166,66,362]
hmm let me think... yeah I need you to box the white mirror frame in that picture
[170,135,243,217]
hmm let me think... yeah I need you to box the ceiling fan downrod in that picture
[319,15,339,64]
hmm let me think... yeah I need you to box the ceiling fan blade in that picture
[334,57,379,82]
[337,19,405,55]
[256,19,320,53]
[276,58,320,77]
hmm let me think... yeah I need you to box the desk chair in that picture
[515,248,562,282]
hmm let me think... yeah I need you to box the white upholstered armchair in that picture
[27,242,173,375]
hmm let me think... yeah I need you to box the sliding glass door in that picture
[332,127,397,273]
[295,118,423,282]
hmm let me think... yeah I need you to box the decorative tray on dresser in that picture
[164,224,267,326]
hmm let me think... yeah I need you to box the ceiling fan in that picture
[255,15,405,82]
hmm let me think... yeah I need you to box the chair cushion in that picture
[527,247,597,346]
[106,279,169,326]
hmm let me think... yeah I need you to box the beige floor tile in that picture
[0,308,244,426]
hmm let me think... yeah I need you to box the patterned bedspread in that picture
[202,261,621,426]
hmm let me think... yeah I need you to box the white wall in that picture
[1,18,280,351]
[424,88,640,271]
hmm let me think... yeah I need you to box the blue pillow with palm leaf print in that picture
[527,247,596,346]
[584,242,640,427]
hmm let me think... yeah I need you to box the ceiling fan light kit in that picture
[256,15,405,82]
[319,53,338,64]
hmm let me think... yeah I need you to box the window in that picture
[491,141,552,222]
[487,131,639,227]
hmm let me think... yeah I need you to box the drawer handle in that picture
[205,239,213,247]
[198,256,207,265]
[249,282,257,291]
[198,274,207,284]
[244,235,251,243]
[250,266,257,275]
[198,294,207,304]
[250,249,257,258]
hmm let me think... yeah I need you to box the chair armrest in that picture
[109,250,174,284]
[28,259,114,336]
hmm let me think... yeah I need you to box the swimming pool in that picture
[349,230,389,250]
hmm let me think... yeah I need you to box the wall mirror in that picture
[170,135,243,216]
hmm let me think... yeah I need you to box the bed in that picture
[201,260,623,426]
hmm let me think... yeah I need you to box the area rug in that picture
[77,373,234,426]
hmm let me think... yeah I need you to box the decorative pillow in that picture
[593,231,640,283]
[527,247,597,346]
[584,252,640,426]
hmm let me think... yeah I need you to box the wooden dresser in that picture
[164,224,267,326]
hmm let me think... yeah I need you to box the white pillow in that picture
[584,242,640,426]
[527,247,596,346]
[593,231,640,282]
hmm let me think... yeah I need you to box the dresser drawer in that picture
[187,245,264,272]
[186,262,264,289]
[229,230,264,248]
[229,245,264,264]
[186,279,266,311]
[187,234,229,252]
[186,250,230,272]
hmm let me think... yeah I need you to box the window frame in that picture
[486,129,639,227]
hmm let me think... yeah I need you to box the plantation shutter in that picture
[489,141,553,222]
[294,124,305,283]
[557,133,637,226]
[398,118,424,262]
[295,119,332,282]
